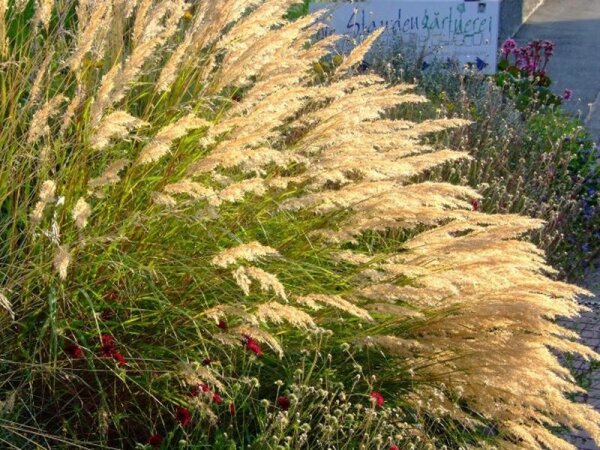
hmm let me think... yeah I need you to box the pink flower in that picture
[501,38,517,57]
[563,88,573,101]
[176,406,192,427]
[542,40,555,59]
[276,396,290,411]
[65,344,84,359]
[370,390,384,407]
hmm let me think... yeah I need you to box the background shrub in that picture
[375,49,600,279]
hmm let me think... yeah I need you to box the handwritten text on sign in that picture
[310,1,501,73]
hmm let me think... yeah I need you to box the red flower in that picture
[217,319,228,330]
[148,434,162,448]
[390,445,399,450]
[100,309,115,321]
[243,335,263,357]
[228,403,236,415]
[176,406,192,427]
[470,199,480,211]
[189,385,200,397]
[111,351,127,367]
[212,393,223,404]
[276,396,290,411]
[65,344,84,359]
[100,334,115,355]
[370,391,384,408]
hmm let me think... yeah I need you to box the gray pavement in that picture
[514,1,600,448]
[514,0,600,141]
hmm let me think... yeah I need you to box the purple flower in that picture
[563,89,573,101]
[529,39,543,52]
[501,38,517,57]
[542,40,555,59]
[515,48,531,71]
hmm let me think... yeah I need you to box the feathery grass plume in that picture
[26,95,67,144]
[335,28,385,75]
[90,111,148,150]
[0,292,14,321]
[136,114,209,165]
[89,62,120,127]
[0,0,5,56]
[28,50,54,106]
[295,294,373,322]
[53,245,71,280]
[30,180,56,223]
[67,2,112,71]
[233,266,288,300]
[163,179,220,206]
[218,178,266,203]
[212,242,281,268]
[1,1,599,448]
[178,362,225,392]
[255,301,316,330]
[131,0,153,46]
[150,191,177,207]
[72,197,91,229]
[88,159,130,189]
[234,324,284,357]
[14,0,28,12]
[111,1,185,103]
[212,13,323,91]
[59,83,86,136]
[34,0,53,30]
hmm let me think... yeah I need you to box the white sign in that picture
[310,0,501,74]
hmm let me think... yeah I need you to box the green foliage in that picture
[285,0,311,20]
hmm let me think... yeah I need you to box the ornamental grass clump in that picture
[0,1,598,448]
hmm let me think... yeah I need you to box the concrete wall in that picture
[499,0,545,41]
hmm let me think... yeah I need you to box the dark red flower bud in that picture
[202,357,212,366]
[176,406,192,427]
[212,393,223,404]
[189,385,200,397]
[101,334,115,350]
[276,396,290,411]
[65,344,84,359]
[100,309,115,321]
[229,402,236,415]
[112,351,127,367]
[104,291,118,302]
[217,319,227,330]
[370,390,384,407]
[148,434,162,448]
